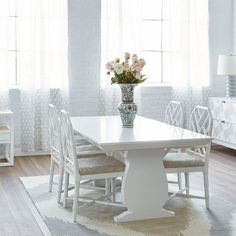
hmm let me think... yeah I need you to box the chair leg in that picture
[6,143,10,160]
[105,178,111,195]
[73,178,80,222]
[184,172,190,195]
[177,173,182,190]
[111,178,116,203]
[63,171,69,208]
[57,164,64,203]
[203,171,209,209]
[49,159,55,192]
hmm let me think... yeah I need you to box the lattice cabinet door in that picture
[209,97,236,150]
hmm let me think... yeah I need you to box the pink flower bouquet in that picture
[106,53,147,84]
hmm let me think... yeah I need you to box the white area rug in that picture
[20,175,236,236]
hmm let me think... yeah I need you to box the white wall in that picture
[68,0,101,116]
[208,0,233,97]
[68,0,233,120]
[234,0,236,51]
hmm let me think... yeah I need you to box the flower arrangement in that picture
[106,53,147,84]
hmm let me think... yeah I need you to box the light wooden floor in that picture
[0,146,236,235]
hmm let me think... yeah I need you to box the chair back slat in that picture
[165,101,183,127]
[60,110,79,175]
[49,104,63,158]
[189,106,212,157]
[189,106,212,135]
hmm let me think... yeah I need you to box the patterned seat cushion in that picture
[76,145,105,157]
[77,155,125,175]
[164,152,204,169]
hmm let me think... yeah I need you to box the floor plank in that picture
[0,167,45,235]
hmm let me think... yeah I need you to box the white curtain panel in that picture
[0,1,13,155]
[17,0,68,90]
[100,0,210,125]
[100,0,143,116]
[0,0,68,153]
[169,0,210,126]
[0,1,11,108]
[17,0,68,152]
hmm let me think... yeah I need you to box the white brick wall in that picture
[136,86,172,121]
[234,0,236,52]
[68,0,101,116]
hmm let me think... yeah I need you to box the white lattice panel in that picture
[209,97,236,149]
[212,119,236,144]
[209,97,236,123]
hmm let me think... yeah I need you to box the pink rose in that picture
[136,71,141,79]
[124,52,130,60]
[123,62,130,71]
[132,61,142,71]
[106,62,113,70]
[132,54,139,64]
[139,58,146,68]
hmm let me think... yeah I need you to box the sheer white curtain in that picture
[0,0,68,152]
[100,0,143,115]
[169,0,210,122]
[18,0,68,152]
[0,1,11,109]
[101,0,210,124]
[17,0,68,90]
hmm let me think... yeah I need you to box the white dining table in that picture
[71,115,213,222]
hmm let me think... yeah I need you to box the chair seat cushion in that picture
[74,137,91,146]
[78,155,125,176]
[0,125,10,133]
[51,144,105,162]
[74,130,91,145]
[164,152,204,169]
[76,145,105,157]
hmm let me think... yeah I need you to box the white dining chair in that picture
[164,101,184,128]
[48,104,107,203]
[60,110,125,222]
[164,106,212,208]
[164,101,184,189]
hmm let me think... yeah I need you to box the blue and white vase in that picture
[118,84,137,128]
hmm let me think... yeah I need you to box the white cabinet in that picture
[208,97,236,149]
[0,110,14,166]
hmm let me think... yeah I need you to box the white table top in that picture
[71,116,213,151]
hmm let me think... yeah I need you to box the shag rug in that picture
[20,175,236,236]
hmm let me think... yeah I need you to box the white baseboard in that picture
[213,139,236,150]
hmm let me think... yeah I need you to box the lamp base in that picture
[226,76,236,97]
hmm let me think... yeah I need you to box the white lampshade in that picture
[217,54,236,75]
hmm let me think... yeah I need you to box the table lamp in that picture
[217,54,236,97]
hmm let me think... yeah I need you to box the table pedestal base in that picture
[114,209,174,222]
[114,149,174,222]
